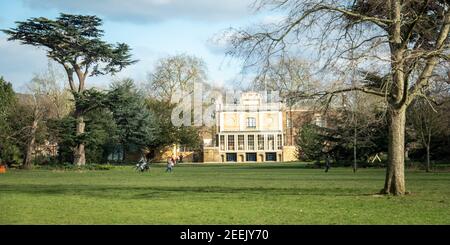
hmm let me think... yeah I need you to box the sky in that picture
[0,0,274,92]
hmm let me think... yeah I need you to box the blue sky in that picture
[0,0,275,91]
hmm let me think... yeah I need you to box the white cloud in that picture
[21,0,253,23]
[0,36,49,91]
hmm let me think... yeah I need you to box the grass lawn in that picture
[1,163,449,224]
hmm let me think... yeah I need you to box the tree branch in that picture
[317,4,393,28]
[407,10,450,106]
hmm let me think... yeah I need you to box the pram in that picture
[135,158,150,172]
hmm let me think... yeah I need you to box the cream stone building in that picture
[203,92,299,163]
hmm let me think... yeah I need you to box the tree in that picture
[252,57,320,146]
[0,77,15,118]
[19,82,51,169]
[18,65,74,169]
[48,107,119,164]
[144,54,205,157]
[296,124,326,162]
[407,80,449,172]
[295,107,388,166]
[146,99,201,153]
[83,108,119,164]
[0,77,16,165]
[252,57,316,93]
[226,0,450,195]
[408,99,440,172]
[33,62,75,119]
[146,54,207,102]
[323,107,389,165]
[3,13,136,165]
[108,79,156,162]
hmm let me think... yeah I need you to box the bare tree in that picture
[146,54,207,102]
[408,79,450,172]
[20,82,52,169]
[225,0,450,195]
[19,63,74,169]
[252,56,320,145]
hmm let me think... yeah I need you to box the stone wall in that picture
[203,147,221,163]
[282,145,298,162]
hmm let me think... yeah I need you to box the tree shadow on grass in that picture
[0,184,378,200]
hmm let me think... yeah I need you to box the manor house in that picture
[202,92,325,163]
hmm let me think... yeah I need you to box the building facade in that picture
[203,92,299,163]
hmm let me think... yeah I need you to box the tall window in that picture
[258,135,264,150]
[277,134,283,149]
[238,135,244,150]
[247,135,255,150]
[247,117,256,128]
[228,135,235,150]
[268,135,275,150]
[220,135,225,150]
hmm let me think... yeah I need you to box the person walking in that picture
[325,154,331,173]
[166,157,174,173]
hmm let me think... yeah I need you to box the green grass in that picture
[1,163,449,224]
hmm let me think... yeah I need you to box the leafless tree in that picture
[408,76,450,172]
[225,0,450,195]
[146,54,207,102]
[21,63,74,169]
[251,56,321,145]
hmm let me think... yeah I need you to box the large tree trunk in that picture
[22,119,38,169]
[426,145,430,173]
[382,106,406,195]
[73,115,86,166]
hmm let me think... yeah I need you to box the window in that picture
[238,135,244,150]
[268,135,275,150]
[226,153,237,162]
[228,135,235,150]
[287,118,292,128]
[247,135,255,150]
[258,135,264,150]
[220,135,225,151]
[265,152,277,161]
[277,134,283,150]
[247,117,256,128]
[179,145,193,152]
[246,153,257,162]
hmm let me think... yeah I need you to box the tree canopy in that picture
[225,0,450,195]
[3,13,136,91]
[3,13,137,166]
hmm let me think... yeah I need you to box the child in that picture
[166,157,174,173]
